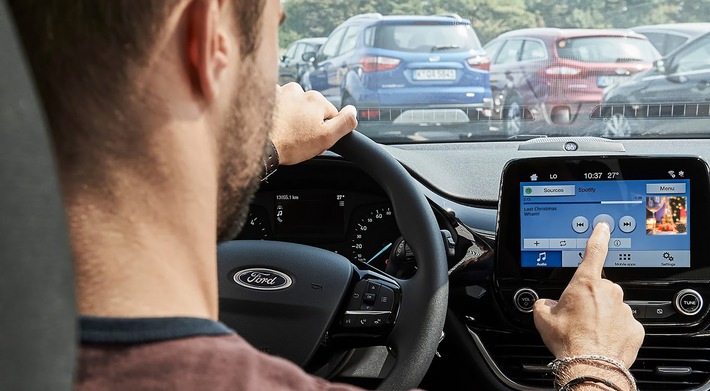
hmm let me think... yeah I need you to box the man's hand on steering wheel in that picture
[270,83,357,165]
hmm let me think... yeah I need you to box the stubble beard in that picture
[215,59,274,243]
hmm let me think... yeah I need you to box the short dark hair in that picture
[8,0,265,186]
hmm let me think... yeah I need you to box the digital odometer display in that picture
[274,192,346,235]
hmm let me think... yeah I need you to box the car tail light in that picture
[544,66,581,76]
[467,55,490,71]
[360,56,401,73]
[359,109,380,120]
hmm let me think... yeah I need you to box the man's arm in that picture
[534,222,644,390]
[269,83,358,166]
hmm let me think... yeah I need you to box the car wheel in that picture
[505,96,524,137]
[217,131,448,390]
[605,113,631,137]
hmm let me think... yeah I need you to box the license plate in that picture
[413,69,456,81]
[597,75,628,88]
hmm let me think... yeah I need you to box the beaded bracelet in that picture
[559,375,623,391]
[549,355,637,391]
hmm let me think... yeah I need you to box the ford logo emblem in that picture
[233,268,293,291]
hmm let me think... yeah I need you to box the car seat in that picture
[0,1,77,390]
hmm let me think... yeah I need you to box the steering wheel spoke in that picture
[218,131,448,390]
[330,267,401,343]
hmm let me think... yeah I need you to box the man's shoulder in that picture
[76,317,363,390]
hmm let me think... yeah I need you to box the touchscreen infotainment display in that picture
[520,178,690,268]
[496,156,710,284]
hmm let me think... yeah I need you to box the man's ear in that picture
[187,0,230,102]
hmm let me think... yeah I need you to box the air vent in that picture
[474,331,710,391]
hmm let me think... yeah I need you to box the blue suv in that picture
[303,13,493,123]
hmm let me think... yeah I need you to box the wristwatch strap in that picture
[261,138,279,181]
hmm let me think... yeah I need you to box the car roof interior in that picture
[0,2,76,389]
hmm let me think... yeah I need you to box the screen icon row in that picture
[571,215,636,234]
[524,238,631,249]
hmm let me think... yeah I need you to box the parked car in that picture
[279,37,327,86]
[632,23,710,56]
[303,13,493,128]
[601,31,710,136]
[484,28,660,136]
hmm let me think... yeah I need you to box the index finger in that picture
[572,222,611,280]
[303,90,338,119]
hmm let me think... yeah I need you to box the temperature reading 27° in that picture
[608,171,620,179]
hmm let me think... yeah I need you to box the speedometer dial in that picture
[350,205,400,270]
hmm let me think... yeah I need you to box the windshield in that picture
[280,1,710,143]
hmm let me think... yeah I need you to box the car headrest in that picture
[0,1,77,390]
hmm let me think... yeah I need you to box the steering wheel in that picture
[217,131,449,390]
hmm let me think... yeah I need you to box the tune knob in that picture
[674,289,703,316]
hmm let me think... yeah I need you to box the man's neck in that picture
[67,124,220,320]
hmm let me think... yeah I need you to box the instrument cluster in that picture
[237,190,401,271]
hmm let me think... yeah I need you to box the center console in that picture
[495,156,710,332]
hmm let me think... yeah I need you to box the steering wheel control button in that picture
[356,315,371,327]
[371,314,388,327]
[618,216,637,233]
[374,286,395,311]
[342,314,357,327]
[343,311,393,329]
[366,281,381,294]
[513,288,539,313]
[644,302,675,319]
[364,293,377,303]
[675,289,703,316]
[592,214,615,233]
[572,216,589,234]
[347,280,368,310]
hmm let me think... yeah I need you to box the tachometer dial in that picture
[350,205,400,270]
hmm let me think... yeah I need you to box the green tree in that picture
[280,0,708,49]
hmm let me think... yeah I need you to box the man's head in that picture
[9,0,283,241]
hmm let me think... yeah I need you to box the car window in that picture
[320,28,346,60]
[372,23,482,53]
[674,37,710,72]
[556,36,659,63]
[284,43,297,60]
[483,40,505,62]
[293,43,307,61]
[495,39,523,64]
[520,40,546,61]
[638,32,665,53]
[665,34,690,54]
[338,27,361,55]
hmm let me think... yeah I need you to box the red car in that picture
[484,28,660,136]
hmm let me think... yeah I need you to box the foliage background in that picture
[280,0,710,48]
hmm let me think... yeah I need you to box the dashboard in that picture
[234,138,710,391]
